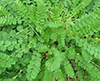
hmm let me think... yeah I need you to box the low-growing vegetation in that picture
[0,0,100,81]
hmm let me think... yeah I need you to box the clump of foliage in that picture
[0,0,100,81]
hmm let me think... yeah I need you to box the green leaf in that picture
[17,26,23,31]
[64,59,74,77]
[0,52,16,68]
[54,69,66,81]
[9,30,16,37]
[5,41,11,46]
[43,68,53,81]
[26,52,41,80]
[67,47,76,59]
[0,40,4,46]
